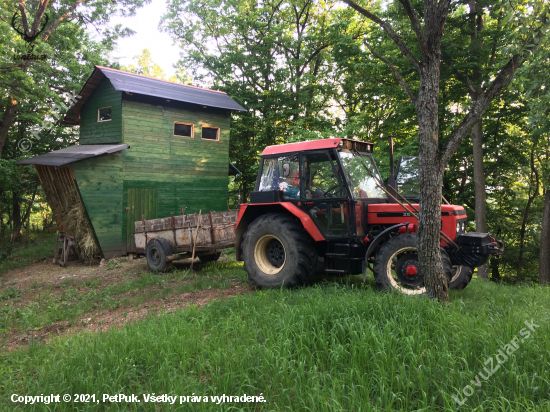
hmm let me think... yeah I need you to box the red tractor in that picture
[235,138,504,294]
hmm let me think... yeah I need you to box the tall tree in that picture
[343,0,549,301]
[522,45,550,285]
[0,0,149,158]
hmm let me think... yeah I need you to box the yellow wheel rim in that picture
[450,266,462,282]
[254,235,286,275]
[386,246,426,295]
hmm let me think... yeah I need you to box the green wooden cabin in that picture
[19,66,245,258]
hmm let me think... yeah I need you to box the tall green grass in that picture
[1,279,549,411]
[0,233,56,276]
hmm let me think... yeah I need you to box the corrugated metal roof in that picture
[99,66,245,112]
[62,66,245,125]
[16,144,129,166]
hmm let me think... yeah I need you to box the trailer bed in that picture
[134,210,237,255]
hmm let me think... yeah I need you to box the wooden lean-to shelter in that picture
[18,66,245,259]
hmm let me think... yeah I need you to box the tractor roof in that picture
[261,138,373,156]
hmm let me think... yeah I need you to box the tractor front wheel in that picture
[449,265,474,290]
[241,214,317,288]
[373,233,452,295]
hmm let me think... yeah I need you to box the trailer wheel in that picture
[373,233,452,295]
[146,238,173,272]
[198,253,221,263]
[449,265,474,290]
[242,214,317,288]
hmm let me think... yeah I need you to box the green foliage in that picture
[0,232,56,276]
[0,287,21,301]
[122,49,193,84]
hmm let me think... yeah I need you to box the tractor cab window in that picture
[338,151,386,198]
[302,152,345,199]
[396,156,420,198]
[258,155,300,199]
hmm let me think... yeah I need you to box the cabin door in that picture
[126,188,158,253]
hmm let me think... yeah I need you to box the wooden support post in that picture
[190,210,202,269]
[53,234,60,264]
[142,214,147,246]
[171,212,177,250]
[208,211,216,244]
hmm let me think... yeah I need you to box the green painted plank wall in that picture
[80,78,122,144]
[72,152,124,257]
[120,99,231,247]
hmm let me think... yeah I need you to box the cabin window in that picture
[174,122,193,137]
[97,107,112,122]
[202,127,219,141]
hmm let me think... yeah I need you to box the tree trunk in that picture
[471,121,489,279]
[469,0,489,280]
[516,145,539,283]
[0,97,18,158]
[11,193,22,241]
[540,185,550,286]
[516,193,537,282]
[491,256,501,280]
[417,65,449,302]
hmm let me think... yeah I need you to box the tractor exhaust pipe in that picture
[387,136,398,199]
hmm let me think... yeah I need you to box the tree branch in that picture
[397,0,428,55]
[363,41,417,106]
[41,0,88,42]
[31,0,50,36]
[18,0,30,37]
[343,0,420,72]
[466,75,478,95]
[441,14,548,165]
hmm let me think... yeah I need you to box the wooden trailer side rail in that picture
[134,210,237,255]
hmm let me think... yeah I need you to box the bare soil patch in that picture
[5,282,252,351]
[0,254,252,351]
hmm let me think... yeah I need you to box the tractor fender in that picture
[365,222,411,262]
[235,203,325,261]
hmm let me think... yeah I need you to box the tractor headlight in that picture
[462,222,465,232]
[456,222,460,233]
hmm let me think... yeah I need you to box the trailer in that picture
[134,210,238,271]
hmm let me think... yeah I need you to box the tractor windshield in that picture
[396,156,420,198]
[338,151,386,199]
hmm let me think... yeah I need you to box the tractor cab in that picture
[253,138,386,241]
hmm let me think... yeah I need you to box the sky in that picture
[105,0,181,77]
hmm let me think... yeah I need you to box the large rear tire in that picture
[241,214,318,288]
[449,265,474,290]
[373,233,452,295]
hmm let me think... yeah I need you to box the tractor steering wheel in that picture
[312,184,341,198]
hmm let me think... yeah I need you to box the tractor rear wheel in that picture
[373,233,452,295]
[449,265,474,290]
[241,214,317,288]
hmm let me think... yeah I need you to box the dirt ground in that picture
[1,255,253,351]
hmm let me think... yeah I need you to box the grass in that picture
[0,272,549,411]
[0,232,57,276]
